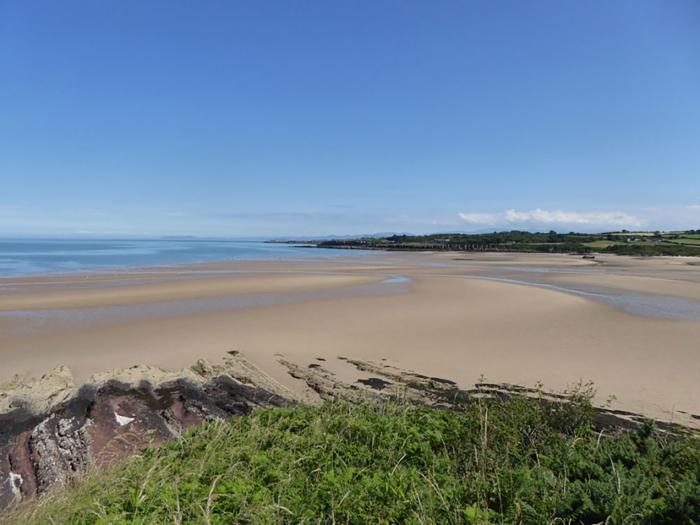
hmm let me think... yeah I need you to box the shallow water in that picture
[0,239,373,277]
[466,275,700,321]
[0,275,412,334]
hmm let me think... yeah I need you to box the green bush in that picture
[9,398,700,524]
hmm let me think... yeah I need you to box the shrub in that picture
[8,398,700,524]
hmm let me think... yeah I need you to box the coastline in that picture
[2,251,700,428]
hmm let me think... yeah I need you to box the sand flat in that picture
[0,272,377,311]
[1,251,699,426]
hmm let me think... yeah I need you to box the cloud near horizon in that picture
[457,208,645,231]
[1,204,697,238]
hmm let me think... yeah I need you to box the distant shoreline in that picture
[268,229,700,257]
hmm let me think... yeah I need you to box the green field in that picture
[668,237,700,246]
[9,397,700,525]
[583,240,617,249]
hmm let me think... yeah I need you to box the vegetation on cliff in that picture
[8,393,700,524]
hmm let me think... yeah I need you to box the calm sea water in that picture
[0,239,369,277]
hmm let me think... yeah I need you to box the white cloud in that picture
[504,208,642,227]
[456,212,499,226]
[458,208,644,231]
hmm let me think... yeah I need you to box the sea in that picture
[0,239,370,277]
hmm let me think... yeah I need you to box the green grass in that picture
[8,397,700,525]
[668,237,700,246]
[583,240,616,249]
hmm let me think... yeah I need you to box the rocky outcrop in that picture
[281,357,700,436]
[0,353,290,509]
[3,352,696,512]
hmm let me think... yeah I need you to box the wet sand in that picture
[1,252,699,426]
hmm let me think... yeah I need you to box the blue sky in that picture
[1,1,699,237]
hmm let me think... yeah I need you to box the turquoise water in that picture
[0,239,369,277]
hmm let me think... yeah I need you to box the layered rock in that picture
[0,353,290,509]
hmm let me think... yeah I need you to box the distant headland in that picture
[269,229,700,257]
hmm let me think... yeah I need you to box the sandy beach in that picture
[1,251,699,426]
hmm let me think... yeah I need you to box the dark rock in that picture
[0,359,290,509]
[357,377,392,391]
